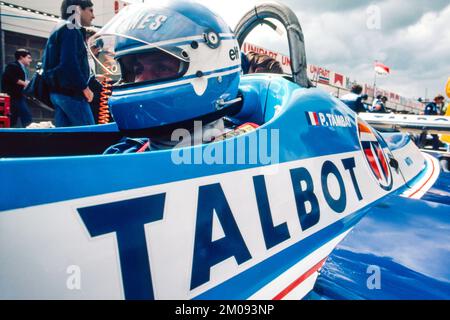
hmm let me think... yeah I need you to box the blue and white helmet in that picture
[90,0,241,133]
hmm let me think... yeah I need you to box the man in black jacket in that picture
[42,0,95,127]
[340,84,367,113]
[1,49,33,127]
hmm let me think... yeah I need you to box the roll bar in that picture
[234,1,312,88]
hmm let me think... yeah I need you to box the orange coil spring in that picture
[98,75,112,124]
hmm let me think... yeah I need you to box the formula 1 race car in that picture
[0,1,449,300]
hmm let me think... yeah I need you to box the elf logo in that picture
[358,120,393,191]
[229,46,239,61]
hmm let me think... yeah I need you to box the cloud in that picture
[278,0,450,99]
[378,0,450,32]
[285,0,379,13]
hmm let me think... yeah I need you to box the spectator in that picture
[370,94,382,111]
[1,49,33,127]
[418,94,445,150]
[340,84,366,113]
[245,51,283,74]
[42,0,95,127]
[371,95,388,113]
[425,95,444,115]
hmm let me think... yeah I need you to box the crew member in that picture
[1,49,33,127]
[418,95,445,150]
[340,84,366,113]
[371,95,388,113]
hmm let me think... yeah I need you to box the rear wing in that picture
[359,113,450,134]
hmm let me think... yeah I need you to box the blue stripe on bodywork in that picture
[1,78,361,211]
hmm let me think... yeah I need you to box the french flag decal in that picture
[358,119,393,191]
[306,112,320,126]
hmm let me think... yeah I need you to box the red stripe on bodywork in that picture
[364,148,382,181]
[272,257,328,300]
[376,147,389,179]
[409,156,436,198]
[313,113,320,126]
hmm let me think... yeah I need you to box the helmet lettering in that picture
[229,46,240,61]
[134,13,167,31]
[149,15,168,31]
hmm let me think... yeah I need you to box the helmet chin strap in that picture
[120,94,244,139]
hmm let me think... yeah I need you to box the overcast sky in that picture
[194,0,450,101]
[7,0,450,100]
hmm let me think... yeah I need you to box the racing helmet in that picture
[90,0,241,133]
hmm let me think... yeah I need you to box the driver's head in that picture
[134,51,180,83]
[98,1,241,132]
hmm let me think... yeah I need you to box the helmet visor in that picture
[118,49,188,85]
[87,4,196,85]
[88,33,190,86]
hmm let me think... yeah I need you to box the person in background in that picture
[340,84,366,113]
[1,49,33,127]
[424,95,444,115]
[371,95,388,113]
[42,0,95,127]
[360,94,370,111]
[418,94,445,150]
[245,51,283,74]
